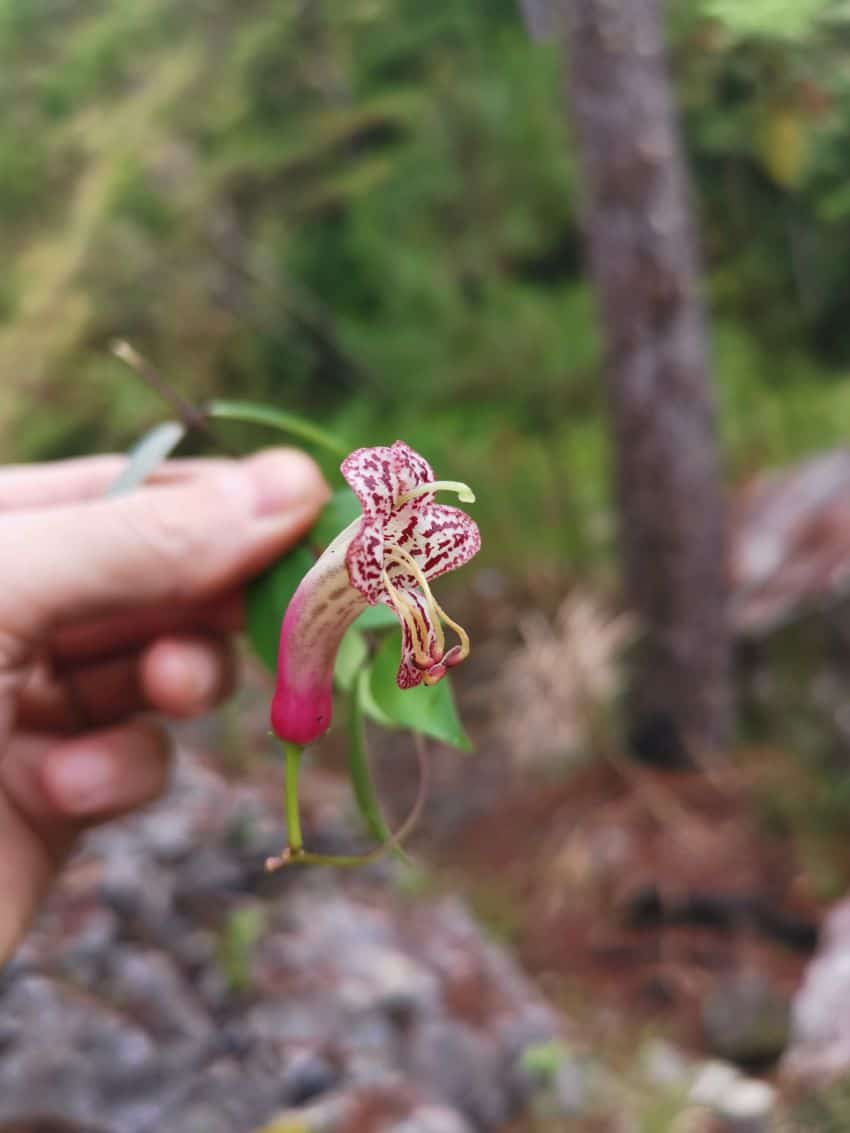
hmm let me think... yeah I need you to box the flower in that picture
[271,441,481,746]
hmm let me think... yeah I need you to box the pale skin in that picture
[0,447,329,965]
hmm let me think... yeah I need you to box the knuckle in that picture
[116,480,246,600]
[119,500,207,597]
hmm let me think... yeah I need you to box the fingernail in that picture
[49,749,118,815]
[248,450,330,517]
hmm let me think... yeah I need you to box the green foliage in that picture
[700,0,832,41]
[368,631,471,750]
[309,489,362,548]
[216,904,266,994]
[0,127,50,220]
[4,0,850,584]
[108,158,177,239]
[521,1039,571,1081]
[208,399,346,456]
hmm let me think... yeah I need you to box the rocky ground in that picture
[3,664,850,1130]
[0,747,565,1133]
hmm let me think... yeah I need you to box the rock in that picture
[140,808,195,863]
[160,1057,291,1133]
[0,1123,109,1133]
[731,448,850,636]
[690,1060,744,1108]
[701,974,790,1065]
[669,1109,716,1133]
[97,846,175,938]
[408,1020,509,1129]
[690,1061,777,1132]
[553,1055,593,1117]
[640,1038,694,1089]
[719,1078,777,1132]
[0,976,160,1129]
[3,749,564,1133]
[104,947,212,1042]
[58,907,118,982]
[173,844,247,912]
[783,895,850,1084]
[370,950,441,1023]
[385,1105,473,1133]
[254,1093,356,1133]
[279,1050,341,1107]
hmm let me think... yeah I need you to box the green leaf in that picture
[334,627,368,692]
[355,603,400,631]
[246,546,315,674]
[520,1040,571,1082]
[310,488,361,549]
[106,421,186,497]
[217,905,266,994]
[207,398,347,456]
[357,666,396,728]
[368,631,472,751]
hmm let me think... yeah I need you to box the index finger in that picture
[0,449,328,643]
[0,454,240,512]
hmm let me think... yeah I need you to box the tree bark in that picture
[561,0,733,762]
[518,0,555,41]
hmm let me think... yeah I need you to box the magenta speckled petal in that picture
[272,442,480,743]
[341,441,434,522]
[384,502,481,583]
[345,517,386,604]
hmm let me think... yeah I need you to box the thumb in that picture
[0,448,327,646]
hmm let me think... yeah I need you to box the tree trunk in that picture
[561,0,733,762]
[518,0,555,41]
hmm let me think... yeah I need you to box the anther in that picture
[423,663,447,685]
[385,547,446,658]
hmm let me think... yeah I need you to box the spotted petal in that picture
[342,441,434,522]
[386,503,481,583]
[346,518,386,604]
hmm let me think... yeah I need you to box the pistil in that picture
[397,480,476,506]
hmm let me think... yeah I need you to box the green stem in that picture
[348,670,409,863]
[266,732,429,873]
[284,741,304,854]
[207,399,346,456]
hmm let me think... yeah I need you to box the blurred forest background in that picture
[4,0,850,576]
[9,1,850,1128]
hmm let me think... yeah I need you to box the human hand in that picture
[0,448,328,963]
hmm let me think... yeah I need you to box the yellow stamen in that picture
[384,546,446,657]
[384,545,471,674]
[434,599,470,662]
[397,480,476,506]
[382,568,433,667]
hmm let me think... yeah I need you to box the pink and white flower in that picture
[271,441,481,746]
